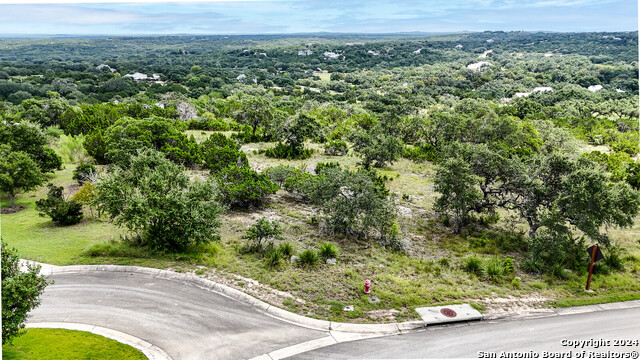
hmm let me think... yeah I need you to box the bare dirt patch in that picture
[1,205,27,214]
[475,294,551,318]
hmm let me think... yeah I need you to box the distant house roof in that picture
[588,85,603,92]
[514,86,553,98]
[455,44,463,49]
[298,49,313,56]
[413,48,422,54]
[96,64,116,72]
[532,86,553,93]
[123,72,149,81]
[466,61,491,71]
[323,51,340,59]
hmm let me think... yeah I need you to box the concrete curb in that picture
[23,260,640,336]
[483,299,640,321]
[22,260,426,335]
[26,322,172,360]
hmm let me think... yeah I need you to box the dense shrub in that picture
[283,166,396,241]
[350,127,404,168]
[265,249,284,269]
[485,257,505,282]
[264,142,314,160]
[324,140,348,156]
[314,161,340,175]
[35,183,83,226]
[98,116,200,167]
[214,166,279,208]
[201,133,247,173]
[522,227,586,275]
[264,165,304,186]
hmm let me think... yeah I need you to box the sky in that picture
[0,0,636,36]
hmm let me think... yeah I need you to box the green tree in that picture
[229,94,273,137]
[0,145,46,207]
[2,242,50,344]
[242,218,283,254]
[350,127,404,168]
[94,149,224,251]
[434,157,483,233]
[0,122,61,173]
[266,114,319,159]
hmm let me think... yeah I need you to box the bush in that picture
[350,127,404,168]
[214,166,279,208]
[324,140,348,156]
[264,142,314,160]
[604,250,624,271]
[314,161,340,175]
[71,181,98,216]
[463,256,484,275]
[101,117,200,167]
[283,166,396,241]
[298,249,319,267]
[523,228,586,275]
[318,242,339,260]
[35,183,83,226]
[201,133,247,173]
[502,257,515,274]
[264,165,304,186]
[72,162,97,185]
[242,218,283,254]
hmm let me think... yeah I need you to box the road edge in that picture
[24,260,640,335]
[26,322,172,360]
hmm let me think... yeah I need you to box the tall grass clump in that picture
[55,134,89,164]
[298,249,319,267]
[463,256,484,276]
[318,242,338,260]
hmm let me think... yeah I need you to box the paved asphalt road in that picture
[290,307,640,359]
[28,271,326,360]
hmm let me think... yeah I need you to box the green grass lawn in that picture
[2,328,147,360]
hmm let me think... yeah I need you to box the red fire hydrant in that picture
[364,279,371,294]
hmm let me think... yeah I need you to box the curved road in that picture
[290,307,640,359]
[28,268,640,360]
[28,271,326,360]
